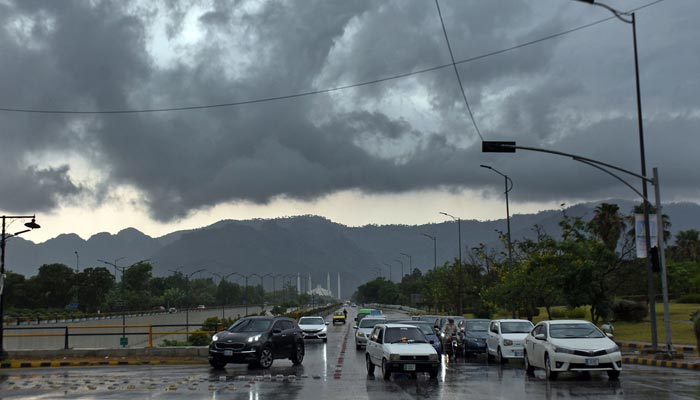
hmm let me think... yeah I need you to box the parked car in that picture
[486,319,534,363]
[365,323,440,379]
[459,319,490,356]
[354,317,386,350]
[298,316,329,343]
[208,316,305,369]
[332,311,347,325]
[524,320,622,380]
[397,320,442,354]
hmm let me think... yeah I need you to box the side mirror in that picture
[606,333,614,339]
[353,325,358,329]
[429,340,435,345]
[534,333,546,341]
[325,322,329,325]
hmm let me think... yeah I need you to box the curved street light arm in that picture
[575,0,633,23]
[574,157,648,201]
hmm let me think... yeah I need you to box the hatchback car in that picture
[366,323,440,379]
[397,320,442,354]
[524,320,622,380]
[208,316,305,369]
[486,319,534,363]
[354,317,386,350]
[298,316,328,343]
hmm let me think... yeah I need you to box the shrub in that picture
[565,307,587,319]
[612,299,648,322]
[160,339,187,347]
[677,294,700,304]
[549,307,567,319]
[188,331,211,346]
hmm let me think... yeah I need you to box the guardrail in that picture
[3,323,223,350]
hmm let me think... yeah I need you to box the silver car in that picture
[354,317,386,350]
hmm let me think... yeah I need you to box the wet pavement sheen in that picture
[1,310,698,399]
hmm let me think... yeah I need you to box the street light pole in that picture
[421,234,437,270]
[231,273,250,316]
[393,259,404,281]
[74,251,80,273]
[481,165,515,318]
[575,0,658,351]
[382,263,393,282]
[400,253,412,275]
[440,212,463,314]
[0,215,40,360]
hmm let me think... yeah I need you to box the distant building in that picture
[308,284,332,297]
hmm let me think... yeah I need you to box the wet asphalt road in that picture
[1,309,698,399]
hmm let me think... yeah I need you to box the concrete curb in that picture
[622,356,700,370]
[0,359,201,369]
[616,341,697,353]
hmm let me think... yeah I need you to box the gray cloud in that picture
[0,0,697,220]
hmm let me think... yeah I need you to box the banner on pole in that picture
[635,213,658,258]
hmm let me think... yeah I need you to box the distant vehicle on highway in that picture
[298,316,328,343]
[168,307,177,313]
[208,316,304,369]
[332,311,346,325]
[354,317,386,350]
[459,319,490,356]
[486,319,534,363]
[197,305,206,309]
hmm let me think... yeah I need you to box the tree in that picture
[29,264,75,309]
[588,203,625,252]
[75,267,115,312]
[669,229,700,261]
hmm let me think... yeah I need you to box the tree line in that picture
[354,203,700,323]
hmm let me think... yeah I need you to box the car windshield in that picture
[464,321,489,331]
[500,322,533,334]
[299,317,325,325]
[384,327,427,344]
[228,319,272,333]
[549,323,606,339]
[359,319,384,328]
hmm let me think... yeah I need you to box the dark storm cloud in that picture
[0,0,697,219]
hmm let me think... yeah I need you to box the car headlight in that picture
[605,345,620,354]
[428,353,438,361]
[357,332,365,338]
[247,334,262,343]
[321,327,327,333]
[503,339,513,346]
[389,354,400,361]
[553,345,576,354]
[212,334,219,342]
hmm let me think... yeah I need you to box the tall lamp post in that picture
[400,253,412,275]
[74,251,80,273]
[393,259,404,282]
[421,233,437,270]
[231,272,250,316]
[0,215,40,360]
[250,273,271,313]
[481,164,515,318]
[440,211,463,314]
[382,263,393,282]
[574,0,657,350]
[185,268,206,341]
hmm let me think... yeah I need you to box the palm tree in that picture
[588,203,625,251]
[670,230,700,261]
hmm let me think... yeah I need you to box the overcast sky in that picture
[0,0,697,243]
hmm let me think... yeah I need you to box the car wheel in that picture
[524,351,535,376]
[209,358,227,370]
[258,346,274,369]
[366,354,375,375]
[429,368,439,379]
[382,359,391,380]
[323,338,327,343]
[291,343,305,365]
[497,347,507,364]
[487,351,495,362]
[544,354,558,381]
[607,370,620,380]
[356,344,362,351]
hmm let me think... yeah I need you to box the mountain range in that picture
[5,200,700,298]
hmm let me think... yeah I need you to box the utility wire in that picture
[0,0,664,116]
[435,0,483,141]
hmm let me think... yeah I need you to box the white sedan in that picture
[524,320,622,380]
[298,316,328,343]
[365,323,440,380]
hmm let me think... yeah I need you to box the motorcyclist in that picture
[442,318,459,348]
[343,308,348,319]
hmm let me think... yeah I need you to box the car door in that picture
[280,320,297,357]
[366,326,383,365]
[487,321,499,355]
[529,323,547,367]
[270,320,290,357]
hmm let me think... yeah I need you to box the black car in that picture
[208,316,305,369]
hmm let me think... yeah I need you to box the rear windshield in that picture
[359,319,384,328]
[228,319,272,332]
[500,321,533,334]
[464,321,489,331]
[409,323,435,335]
[549,323,605,339]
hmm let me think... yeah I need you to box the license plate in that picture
[585,358,599,366]
[513,350,523,357]
[403,364,416,371]
[224,350,233,356]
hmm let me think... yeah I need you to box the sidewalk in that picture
[617,340,700,370]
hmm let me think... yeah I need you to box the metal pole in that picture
[653,168,672,352]
[0,216,6,359]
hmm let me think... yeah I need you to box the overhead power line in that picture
[0,1,664,116]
